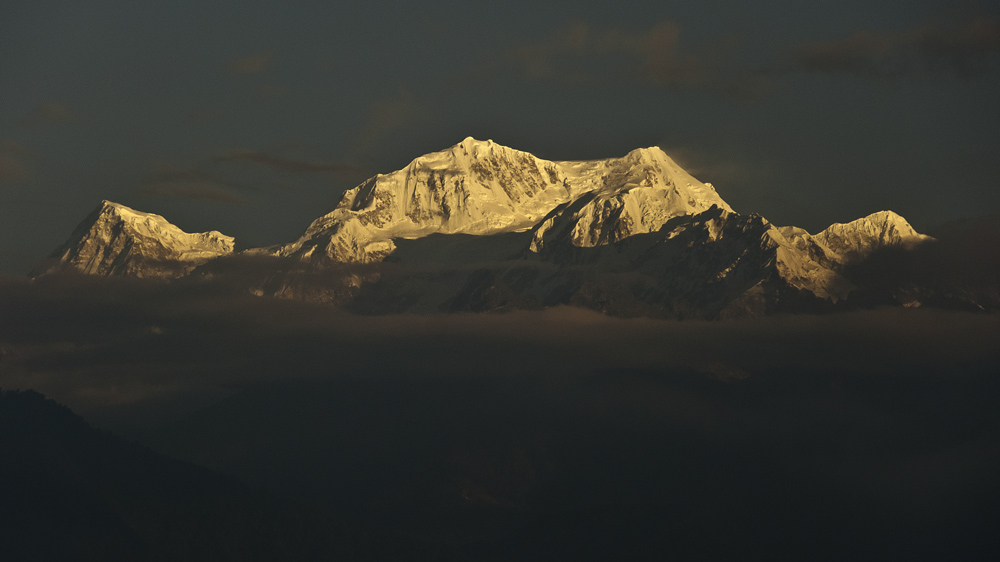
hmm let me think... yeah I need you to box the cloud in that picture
[795,16,1000,79]
[1,270,997,424]
[507,20,702,88]
[453,20,768,99]
[0,140,30,182]
[139,179,248,205]
[17,101,78,128]
[2,272,998,547]
[137,162,252,205]
[353,88,427,153]
[4,270,996,558]
[662,146,776,187]
[464,16,999,97]
[213,150,363,176]
[186,109,227,126]
[257,84,289,102]
[227,51,273,75]
[658,145,785,211]
[134,149,363,205]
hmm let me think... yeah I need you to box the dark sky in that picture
[2,0,998,275]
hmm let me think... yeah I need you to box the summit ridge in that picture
[270,137,733,263]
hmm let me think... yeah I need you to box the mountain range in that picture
[37,137,984,318]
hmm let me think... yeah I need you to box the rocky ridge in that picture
[38,139,941,317]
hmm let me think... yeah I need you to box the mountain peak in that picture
[36,200,235,278]
[858,209,916,229]
[622,146,666,159]
[400,137,528,174]
[95,199,164,223]
[817,209,932,259]
[458,136,494,149]
[273,140,741,263]
[448,136,538,164]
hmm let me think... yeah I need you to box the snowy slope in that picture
[40,201,235,278]
[768,211,935,300]
[815,211,933,260]
[270,138,732,263]
[530,146,732,251]
[268,138,581,263]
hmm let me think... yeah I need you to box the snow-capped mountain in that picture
[37,139,948,317]
[36,200,235,279]
[814,211,933,260]
[266,138,731,264]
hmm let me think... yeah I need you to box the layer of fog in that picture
[1,272,997,430]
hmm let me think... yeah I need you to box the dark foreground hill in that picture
[0,389,429,562]
[5,368,1000,561]
[147,369,1000,561]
